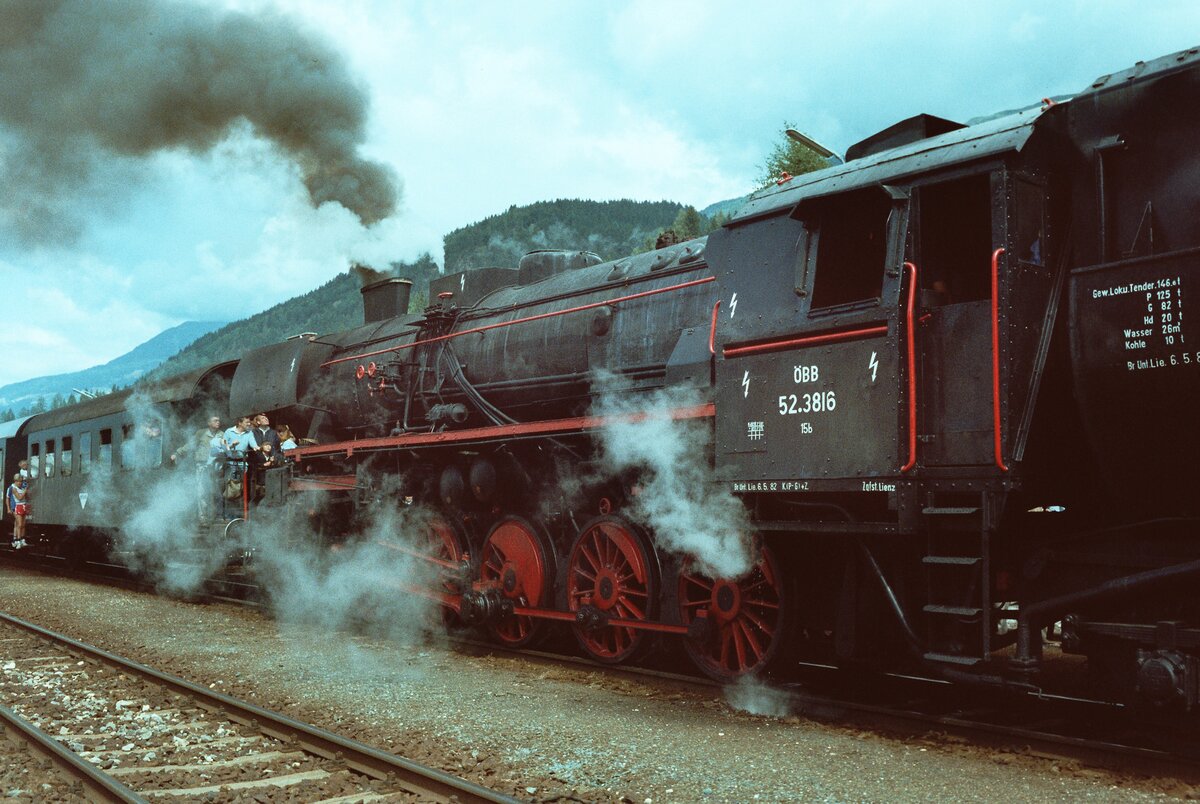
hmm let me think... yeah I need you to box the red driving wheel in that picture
[566,515,658,664]
[479,516,555,647]
[678,541,789,682]
[421,511,468,627]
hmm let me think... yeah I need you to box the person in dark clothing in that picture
[253,413,282,453]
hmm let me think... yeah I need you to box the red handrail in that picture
[708,300,721,355]
[722,324,888,359]
[323,276,716,368]
[901,261,919,473]
[991,248,1009,472]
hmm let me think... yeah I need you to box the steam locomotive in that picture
[5,46,1200,706]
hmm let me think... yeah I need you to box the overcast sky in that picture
[0,0,1197,389]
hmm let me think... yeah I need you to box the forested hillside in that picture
[443,199,684,272]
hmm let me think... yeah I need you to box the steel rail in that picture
[0,702,147,803]
[0,612,518,804]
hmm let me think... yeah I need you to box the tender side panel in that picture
[1069,249,1200,513]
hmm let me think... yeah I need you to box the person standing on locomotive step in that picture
[222,416,258,518]
[275,423,298,451]
[249,413,280,502]
[252,413,281,453]
[169,415,224,523]
[7,473,29,549]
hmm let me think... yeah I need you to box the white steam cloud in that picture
[79,394,441,652]
[591,371,752,579]
[725,676,792,718]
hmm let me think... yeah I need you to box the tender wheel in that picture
[565,515,658,664]
[677,540,789,682]
[479,516,556,647]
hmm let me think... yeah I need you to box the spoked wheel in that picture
[565,515,658,664]
[479,516,556,647]
[418,510,471,628]
[677,540,790,682]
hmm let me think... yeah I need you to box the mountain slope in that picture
[443,199,685,273]
[0,320,226,410]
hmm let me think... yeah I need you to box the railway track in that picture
[7,553,1200,791]
[0,611,518,803]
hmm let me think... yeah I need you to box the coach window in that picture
[143,424,163,467]
[80,433,92,476]
[61,436,73,477]
[45,439,55,478]
[29,443,39,477]
[120,425,135,469]
[99,429,112,467]
[808,188,891,310]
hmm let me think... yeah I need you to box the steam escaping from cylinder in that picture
[0,0,398,245]
[590,371,753,580]
[725,676,792,718]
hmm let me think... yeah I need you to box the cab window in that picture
[808,188,892,310]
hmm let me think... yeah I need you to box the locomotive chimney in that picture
[361,277,413,323]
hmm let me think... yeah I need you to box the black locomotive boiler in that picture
[7,47,1200,705]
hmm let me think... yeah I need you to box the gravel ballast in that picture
[0,564,1192,802]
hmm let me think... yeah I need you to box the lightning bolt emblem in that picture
[460,273,466,290]
[742,370,751,398]
[869,351,879,383]
[729,293,738,318]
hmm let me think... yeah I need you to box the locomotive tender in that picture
[5,47,1200,704]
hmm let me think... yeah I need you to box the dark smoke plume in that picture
[350,261,394,287]
[0,0,399,245]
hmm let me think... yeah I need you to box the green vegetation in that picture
[634,205,731,253]
[757,122,829,188]
[443,199,684,272]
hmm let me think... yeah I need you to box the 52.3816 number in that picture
[778,391,836,415]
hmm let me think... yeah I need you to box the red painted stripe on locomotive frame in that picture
[721,323,889,358]
[322,275,717,368]
[288,402,717,462]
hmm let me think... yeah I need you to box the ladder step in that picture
[922,506,981,516]
[923,604,983,617]
[922,555,982,566]
[923,652,984,666]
